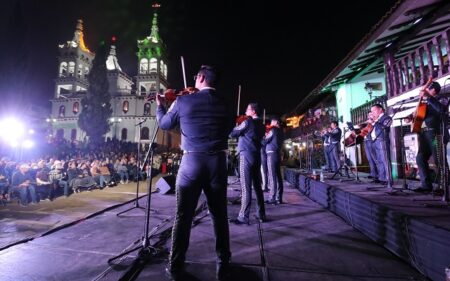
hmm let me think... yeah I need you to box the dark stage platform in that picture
[284,168,450,281]
[0,176,429,281]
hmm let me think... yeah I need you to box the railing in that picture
[350,96,387,125]
[386,28,450,98]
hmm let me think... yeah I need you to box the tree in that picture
[78,42,112,145]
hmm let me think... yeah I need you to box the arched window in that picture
[149,58,157,73]
[143,103,151,116]
[71,129,77,140]
[59,105,66,117]
[141,127,149,140]
[56,129,64,139]
[123,101,129,113]
[140,58,148,74]
[121,128,128,141]
[59,62,68,77]
[140,85,147,96]
[68,62,75,76]
[77,65,83,78]
[73,102,79,114]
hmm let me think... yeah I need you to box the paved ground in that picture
[0,176,428,281]
[0,176,160,250]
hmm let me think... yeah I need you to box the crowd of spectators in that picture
[0,139,182,207]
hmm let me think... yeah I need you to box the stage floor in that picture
[0,176,427,281]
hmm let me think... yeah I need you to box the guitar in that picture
[411,77,433,133]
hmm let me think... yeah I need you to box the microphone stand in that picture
[108,125,161,265]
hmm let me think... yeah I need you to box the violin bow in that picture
[181,56,187,89]
[237,84,241,116]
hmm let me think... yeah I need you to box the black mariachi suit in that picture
[416,94,449,190]
[229,117,266,223]
[324,127,342,172]
[262,126,284,203]
[157,88,233,271]
[371,113,392,183]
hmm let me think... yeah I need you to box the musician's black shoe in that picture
[230,218,249,225]
[216,261,231,280]
[370,179,380,183]
[432,189,444,196]
[414,187,432,193]
[254,214,267,223]
[165,267,183,281]
[265,199,277,205]
[367,175,374,179]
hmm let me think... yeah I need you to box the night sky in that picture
[0,0,397,117]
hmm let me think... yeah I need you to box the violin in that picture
[265,124,274,134]
[358,122,373,138]
[161,87,199,103]
[236,115,250,125]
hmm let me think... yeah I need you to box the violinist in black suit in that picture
[370,104,392,185]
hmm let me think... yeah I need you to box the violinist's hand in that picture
[156,94,163,106]
[420,89,429,99]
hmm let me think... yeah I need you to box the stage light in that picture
[28,129,35,134]
[0,118,24,142]
[22,140,34,148]
[9,140,19,148]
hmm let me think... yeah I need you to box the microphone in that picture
[135,119,146,126]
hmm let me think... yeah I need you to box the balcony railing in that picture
[386,28,450,98]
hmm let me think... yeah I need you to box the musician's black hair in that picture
[248,102,260,115]
[372,103,384,111]
[198,65,219,86]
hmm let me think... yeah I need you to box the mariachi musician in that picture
[263,117,284,205]
[369,104,392,185]
[320,127,332,172]
[323,121,341,173]
[229,103,267,224]
[405,81,449,193]
[363,112,379,182]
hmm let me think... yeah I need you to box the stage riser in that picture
[285,169,450,281]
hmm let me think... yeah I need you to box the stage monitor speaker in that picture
[156,175,176,194]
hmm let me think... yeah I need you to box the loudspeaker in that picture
[156,175,176,194]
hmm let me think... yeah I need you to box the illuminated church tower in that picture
[54,19,94,97]
[49,19,94,141]
[135,4,169,103]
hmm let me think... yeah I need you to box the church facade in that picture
[49,11,171,145]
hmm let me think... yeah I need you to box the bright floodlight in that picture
[22,139,34,148]
[0,118,24,142]
[28,129,35,134]
[9,140,19,148]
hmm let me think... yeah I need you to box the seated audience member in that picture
[49,160,70,197]
[67,161,96,192]
[11,164,38,206]
[99,161,113,187]
[35,160,54,201]
[0,160,9,201]
[115,158,129,184]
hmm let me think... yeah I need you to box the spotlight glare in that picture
[22,140,34,148]
[10,140,19,148]
[28,129,35,134]
[0,118,24,142]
